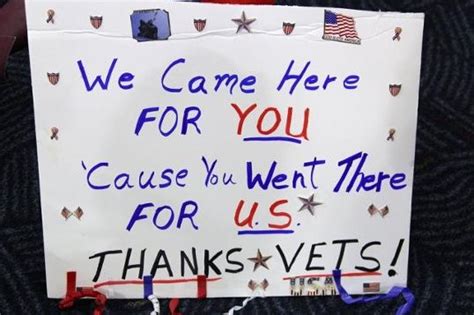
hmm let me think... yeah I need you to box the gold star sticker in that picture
[248,249,272,271]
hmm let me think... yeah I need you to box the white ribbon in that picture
[224,289,265,315]
[148,294,160,315]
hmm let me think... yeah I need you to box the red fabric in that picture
[0,36,15,80]
[169,298,182,315]
[197,275,207,299]
[66,271,76,295]
[202,0,274,5]
[59,272,107,315]
[0,0,27,50]
[0,0,27,80]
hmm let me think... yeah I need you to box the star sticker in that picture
[298,193,323,216]
[232,11,256,33]
[248,249,272,271]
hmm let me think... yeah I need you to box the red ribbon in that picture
[58,271,107,315]
[197,275,207,299]
[168,275,206,314]
[169,298,182,315]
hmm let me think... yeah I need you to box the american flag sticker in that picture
[363,282,380,293]
[323,10,361,45]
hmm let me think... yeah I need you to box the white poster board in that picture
[25,0,424,298]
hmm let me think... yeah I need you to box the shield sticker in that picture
[47,73,59,85]
[282,22,295,35]
[389,84,401,96]
[194,19,206,32]
[90,16,103,29]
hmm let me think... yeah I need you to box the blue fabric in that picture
[143,275,153,298]
[333,270,415,315]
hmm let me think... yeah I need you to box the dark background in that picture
[0,0,473,314]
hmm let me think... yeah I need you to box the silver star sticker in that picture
[298,193,322,216]
[232,11,256,33]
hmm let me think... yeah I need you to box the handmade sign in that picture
[25,0,424,299]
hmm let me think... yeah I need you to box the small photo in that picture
[130,9,171,42]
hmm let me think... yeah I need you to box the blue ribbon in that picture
[332,270,415,315]
[143,275,153,298]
